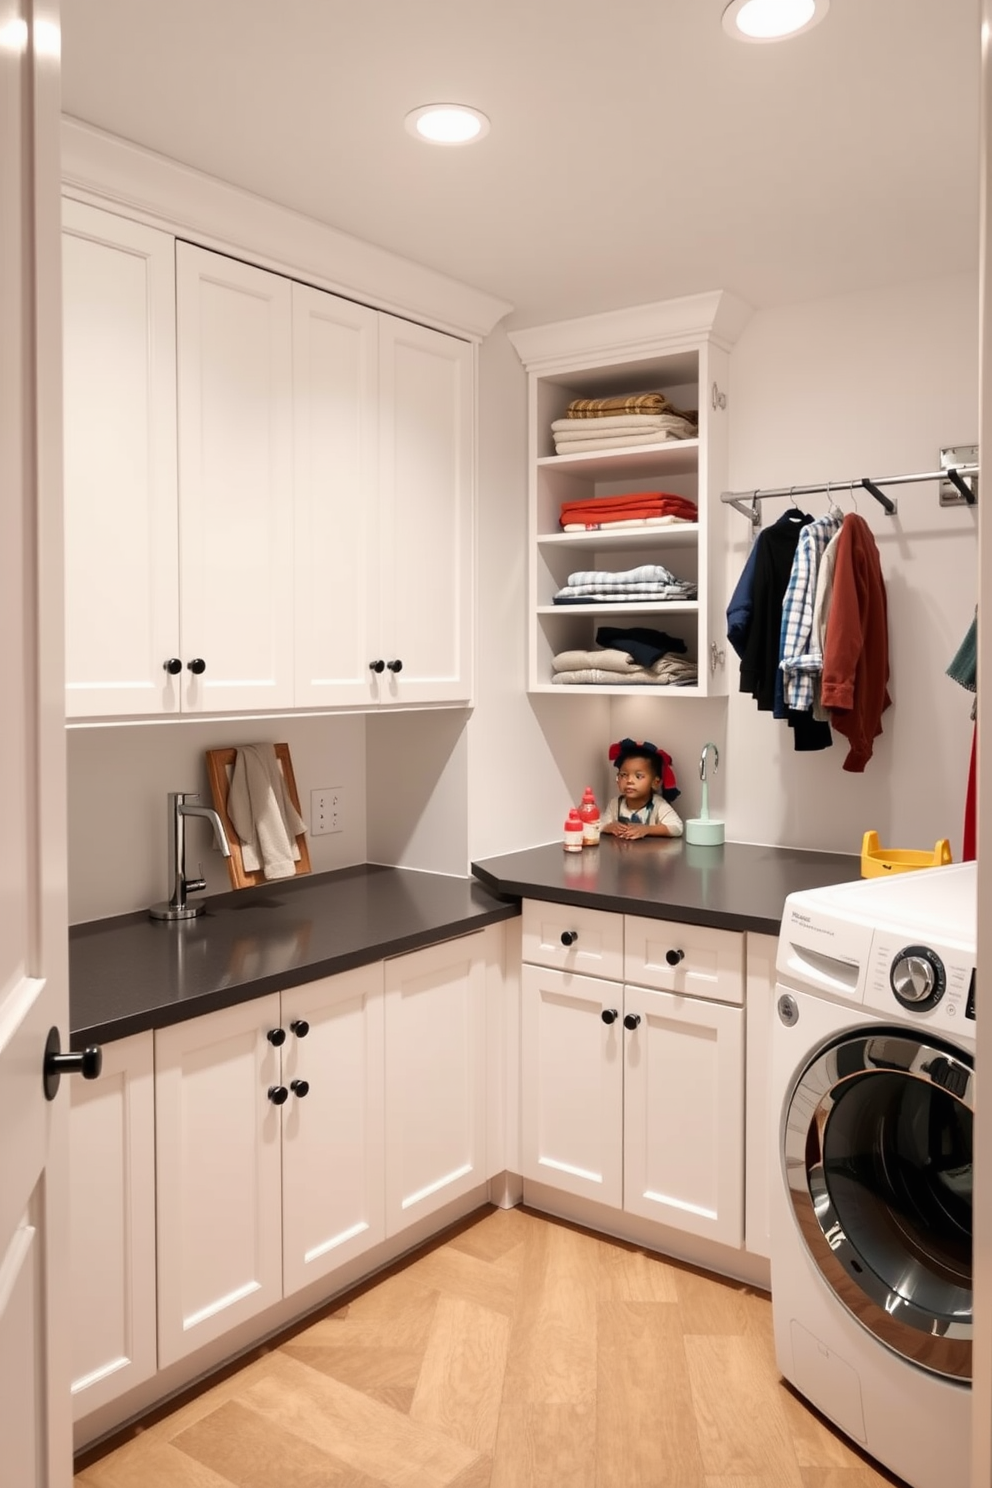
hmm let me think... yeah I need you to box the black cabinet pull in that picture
[601,1008,618,1025]
[290,1020,310,1038]
[369,659,385,673]
[387,659,403,673]
[623,1013,641,1031]
[187,657,206,675]
[290,1079,310,1098]
[666,948,685,966]
[163,657,182,675]
[43,1027,102,1101]
[267,1028,286,1046]
[268,1085,289,1105]
[561,930,578,946]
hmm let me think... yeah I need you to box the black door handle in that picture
[623,1013,641,1031]
[43,1027,102,1101]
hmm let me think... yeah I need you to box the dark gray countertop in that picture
[70,864,518,1046]
[471,838,861,936]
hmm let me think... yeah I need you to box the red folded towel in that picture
[559,492,698,527]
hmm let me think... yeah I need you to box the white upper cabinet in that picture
[292,283,380,708]
[376,316,474,704]
[176,243,296,712]
[62,200,180,718]
[62,204,476,719]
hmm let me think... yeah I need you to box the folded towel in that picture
[553,424,697,455]
[947,612,977,693]
[595,626,688,667]
[566,392,670,417]
[553,648,656,674]
[566,564,679,587]
[561,515,695,532]
[559,491,697,519]
[551,413,678,434]
[551,667,698,686]
[227,743,307,881]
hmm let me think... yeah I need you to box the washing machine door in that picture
[784,1027,973,1381]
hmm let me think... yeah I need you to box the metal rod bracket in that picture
[940,446,978,507]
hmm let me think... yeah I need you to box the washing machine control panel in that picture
[865,930,975,1034]
[890,945,945,1010]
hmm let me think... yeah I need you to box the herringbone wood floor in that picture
[75,1206,904,1487]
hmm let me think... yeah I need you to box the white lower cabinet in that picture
[155,994,285,1366]
[280,967,385,1295]
[520,902,746,1249]
[69,1032,157,1418]
[384,933,488,1234]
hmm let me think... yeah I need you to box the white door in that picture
[176,243,295,712]
[377,316,474,704]
[61,200,179,718]
[622,983,744,1247]
[384,934,486,1235]
[281,966,385,1295]
[155,996,284,1365]
[292,283,380,706]
[0,4,72,1483]
[520,964,624,1208]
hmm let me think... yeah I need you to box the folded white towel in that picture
[552,648,644,674]
[227,744,307,881]
[552,427,696,455]
[550,414,676,433]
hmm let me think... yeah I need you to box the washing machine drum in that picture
[784,1027,973,1382]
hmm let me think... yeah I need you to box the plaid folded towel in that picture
[566,392,670,417]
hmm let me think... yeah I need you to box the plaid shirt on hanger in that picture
[779,512,844,711]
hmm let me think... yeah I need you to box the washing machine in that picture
[771,861,975,1488]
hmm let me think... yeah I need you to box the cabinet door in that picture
[155,996,283,1366]
[176,244,295,711]
[62,201,179,717]
[520,964,623,1208]
[377,316,474,704]
[292,284,380,706]
[624,915,744,1006]
[622,983,744,1247]
[281,966,385,1295]
[384,934,486,1235]
[69,1032,156,1418]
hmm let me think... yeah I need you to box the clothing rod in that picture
[721,464,979,525]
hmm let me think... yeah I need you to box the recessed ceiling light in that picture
[405,104,490,146]
[722,0,829,43]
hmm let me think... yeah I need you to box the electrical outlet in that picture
[310,787,344,836]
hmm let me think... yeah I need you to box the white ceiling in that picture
[60,0,981,329]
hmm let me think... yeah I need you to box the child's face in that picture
[616,756,661,810]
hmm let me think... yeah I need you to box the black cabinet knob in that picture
[187,658,206,675]
[666,949,685,966]
[267,1028,286,1046]
[163,657,182,675]
[387,659,403,673]
[290,1020,310,1038]
[623,1013,641,1031]
[42,1027,102,1102]
[369,659,385,673]
[290,1079,310,1098]
[268,1085,289,1105]
[601,1008,618,1025]
[561,930,578,946]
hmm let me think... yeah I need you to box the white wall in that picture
[67,714,367,923]
[466,324,607,864]
[365,708,470,875]
[614,271,979,858]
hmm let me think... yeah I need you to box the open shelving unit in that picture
[509,292,751,698]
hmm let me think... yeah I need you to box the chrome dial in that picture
[890,945,946,1011]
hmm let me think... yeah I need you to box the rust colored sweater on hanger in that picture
[820,513,891,771]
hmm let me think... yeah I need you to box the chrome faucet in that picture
[149,791,232,921]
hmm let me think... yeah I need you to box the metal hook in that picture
[826,480,842,518]
[790,485,800,511]
[849,480,859,513]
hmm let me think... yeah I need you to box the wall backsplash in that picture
[66,714,368,923]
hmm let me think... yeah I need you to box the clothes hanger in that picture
[826,481,843,520]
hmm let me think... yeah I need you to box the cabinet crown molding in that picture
[60,117,513,342]
[507,289,753,374]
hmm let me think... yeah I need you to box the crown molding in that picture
[507,289,753,374]
[60,118,513,342]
